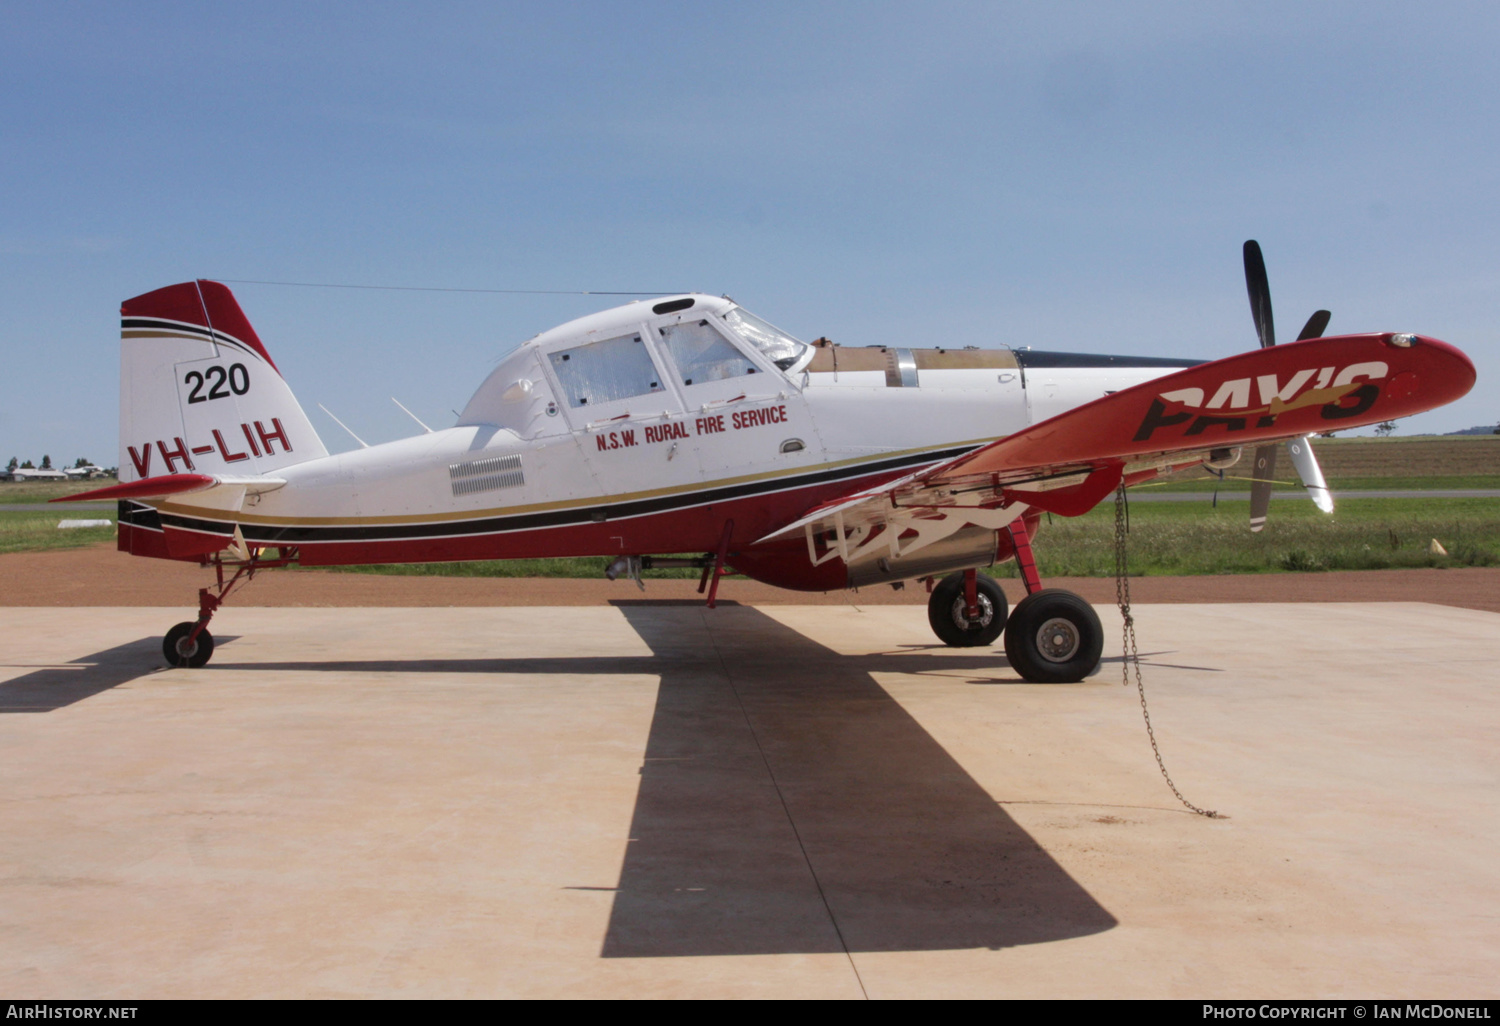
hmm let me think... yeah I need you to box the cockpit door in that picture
[654,317,824,512]
[543,328,700,501]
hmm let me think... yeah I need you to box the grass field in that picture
[3,438,1497,572]
[0,481,118,554]
[0,510,116,555]
[0,480,111,504]
[1145,473,1500,492]
[1016,495,1500,577]
[1157,434,1500,491]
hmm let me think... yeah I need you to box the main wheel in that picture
[1002,589,1102,683]
[928,572,1008,647]
[163,621,214,669]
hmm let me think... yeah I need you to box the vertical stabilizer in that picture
[119,281,327,482]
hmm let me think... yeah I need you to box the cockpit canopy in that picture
[458,295,811,435]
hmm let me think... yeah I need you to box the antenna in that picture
[391,397,433,433]
[317,403,369,448]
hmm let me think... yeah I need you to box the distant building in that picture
[2,461,112,482]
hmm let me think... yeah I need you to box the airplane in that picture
[56,242,1476,680]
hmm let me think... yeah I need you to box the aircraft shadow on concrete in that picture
[20,604,1118,954]
[0,637,169,713]
[597,600,1117,957]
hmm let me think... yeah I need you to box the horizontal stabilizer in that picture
[52,473,286,504]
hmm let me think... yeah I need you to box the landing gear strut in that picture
[923,518,1102,683]
[161,546,299,669]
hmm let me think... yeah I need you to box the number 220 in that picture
[185,363,250,404]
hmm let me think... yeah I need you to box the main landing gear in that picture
[1002,589,1104,685]
[924,520,1103,684]
[161,546,299,669]
[927,572,1007,647]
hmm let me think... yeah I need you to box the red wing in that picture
[935,332,1471,485]
[758,332,1474,544]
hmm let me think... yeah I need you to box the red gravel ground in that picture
[4,543,1499,612]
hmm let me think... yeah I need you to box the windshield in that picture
[722,307,808,371]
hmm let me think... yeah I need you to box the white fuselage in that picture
[140,295,1194,571]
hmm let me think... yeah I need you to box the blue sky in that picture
[2,1,1497,464]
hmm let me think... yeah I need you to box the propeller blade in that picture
[1245,241,1277,530]
[1296,309,1331,342]
[1249,443,1278,532]
[1240,245,1333,529]
[1287,435,1334,514]
[1243,240,1275,348]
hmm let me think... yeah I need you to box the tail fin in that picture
[119,281,327,481]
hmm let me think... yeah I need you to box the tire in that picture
[927,573,1008,647]
[1002,589,1102,683]
[163,622,215,669]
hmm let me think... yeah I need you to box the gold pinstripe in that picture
[151,438,995,526]
[122,329,209,341]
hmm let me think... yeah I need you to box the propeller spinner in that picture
[1241,240,1335,531]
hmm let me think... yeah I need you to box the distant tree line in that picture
[4,456,115,475]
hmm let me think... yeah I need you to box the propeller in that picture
[1241,241,1335,531]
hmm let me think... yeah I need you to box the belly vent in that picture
[450,454,524,496]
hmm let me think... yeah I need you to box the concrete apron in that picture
[0,602,1495,999]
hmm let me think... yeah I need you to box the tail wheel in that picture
[1003,589,1102,683]
[927,573,1007,647]
[163,622,215,669]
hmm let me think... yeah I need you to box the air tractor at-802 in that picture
[59,242,1476,681]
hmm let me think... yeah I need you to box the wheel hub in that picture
[950,593,994,630]
[1035,617,1081,662]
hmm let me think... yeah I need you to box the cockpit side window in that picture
[548,333,664,408]
[659,320,759,386]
